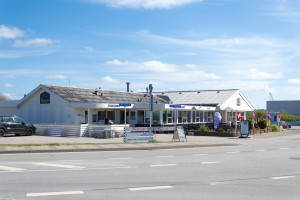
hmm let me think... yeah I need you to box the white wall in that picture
[20,89,75,124]
[0,107,21,116]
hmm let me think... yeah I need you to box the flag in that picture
[278,112,283,120]
[253,112,256,120]
[214,112,222,131]
[237,112,243,120]
[267,112,272,120]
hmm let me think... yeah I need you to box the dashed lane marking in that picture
[226,151,240,154]
[0,165,26,172]
[150,164,177,167]
[109,157,133,160]
[271,176,295,180]
[201,162,220,165]
[34,163,86,169]
[279,148,289,150]
[255,150,265,152]
[129,185,173,191]
[26,190,84,197]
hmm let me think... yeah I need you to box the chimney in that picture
[126,82,130,92]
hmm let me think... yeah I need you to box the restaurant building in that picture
[0,84,254,127]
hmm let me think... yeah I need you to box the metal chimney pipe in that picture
[126,82,130,92]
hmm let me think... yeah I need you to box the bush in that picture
[258,118,267,129]
[269,123,281,132]
[248,119,253,131]
[199,126,209,132]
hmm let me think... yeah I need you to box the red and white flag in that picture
[253,113,256,120]
[267,112,272,120]
[278,112,283,120]
[237,112,243,120]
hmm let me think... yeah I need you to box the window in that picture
[145,110,150,124]
[137,111,144,124]
[196,111,200,122]
[130,111,136,120]
[200,112,204,122]
[187,111,191,123]
[178,111,183,123]
[168,111,173,124]
[40,92,50,104]
[106,110,115,120]
[14,117,26,124]
[153,110,160,124]
[237,98,241,106]
[182,111,187,123]
[204,112,208,122]
[98,111,105,121]
[4,117,14,123]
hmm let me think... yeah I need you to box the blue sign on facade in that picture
[169,105,184,108]
[119,103,131,107]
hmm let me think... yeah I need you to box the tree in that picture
[258,118,267,129]
[0,95,8,101]
[255,109,266,123]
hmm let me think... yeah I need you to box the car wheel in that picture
[0,129,5,136]
[26,128,34,136]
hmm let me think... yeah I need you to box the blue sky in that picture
[1,0,300,109]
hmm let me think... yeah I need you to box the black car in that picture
[0,116,36,136]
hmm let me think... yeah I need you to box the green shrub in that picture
[269,123,281,132]
[248,119,253,131]
[199,126,209,132]
[258,118,267,129]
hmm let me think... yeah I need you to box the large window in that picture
[200,112,204,122]
[130,111,136,120]
[196,111,200,122]
[145,110,150,124]
[137,111,144,124]
[153,110,160,124]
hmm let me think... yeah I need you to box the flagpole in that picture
[253,111,255,134]
[235,111,237,137]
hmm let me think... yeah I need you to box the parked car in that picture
[0,115,36,136]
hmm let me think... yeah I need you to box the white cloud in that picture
[101,76,120,84]
[106,59,129,65]
[13,38,55,48]
[140,60,178,73]
[85,46,94,52]
[231,68,282,79]
[0,24,24,39]
[88,0,202,9]
[288,78,300,84]
[4,83,16,88]
[47,75,68,80]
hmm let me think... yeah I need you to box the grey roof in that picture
[42,84,169,104]
[155,89,238,106]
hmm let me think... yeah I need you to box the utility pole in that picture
[149,84,153,128]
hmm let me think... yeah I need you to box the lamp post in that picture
[149,84,153,128]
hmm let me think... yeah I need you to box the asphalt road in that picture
[0,136,299,200]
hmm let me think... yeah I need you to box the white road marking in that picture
[255,150,265,152]
[155,156,174,158]
[193,154,208,156]
[109,157,133,160]
[271,176,295,180]
[60,160,84,162]
[150,164,177,167]
[201,162,220,165]
[26,190,84,197]
[279,148,289,150]
[0,165,26,172]
[129,185,173,191]
[34,163,86,169]
[226,151,240,154]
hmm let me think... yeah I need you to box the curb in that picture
[0,143,239,154]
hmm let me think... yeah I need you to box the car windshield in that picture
[14,117,28,124]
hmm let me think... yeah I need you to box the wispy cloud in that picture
[87,0,203,9]
[0,24,24,40]
[230,68,282,80]
[85,46,94,52]
[288,78,300,84]
[13,38,56,48]
[4,83,16,88]
[47,75,68,80]
[101,76,120,84]
[269,0,300,23]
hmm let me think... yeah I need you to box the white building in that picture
[0,84,254,127]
